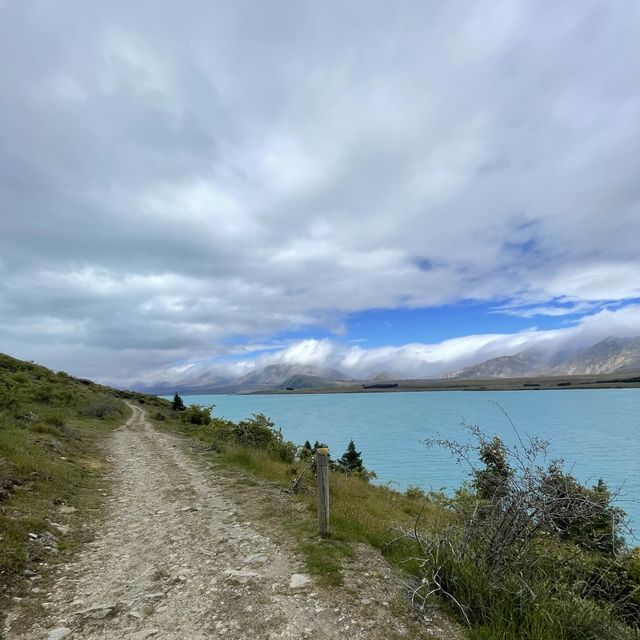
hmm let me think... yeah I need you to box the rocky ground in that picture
[3,404,461,640]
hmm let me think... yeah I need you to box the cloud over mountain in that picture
[0,2,639,384]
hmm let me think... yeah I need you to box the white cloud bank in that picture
[127,305,640,388]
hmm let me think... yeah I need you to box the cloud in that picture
[0,2,639,383]
[132,304,640,388]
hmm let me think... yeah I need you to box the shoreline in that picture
[246,372,640,395]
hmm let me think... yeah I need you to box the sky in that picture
[1,1,639,386]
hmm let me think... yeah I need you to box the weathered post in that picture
[316,447,330,537]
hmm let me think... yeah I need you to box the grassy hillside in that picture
[0,353,168,612]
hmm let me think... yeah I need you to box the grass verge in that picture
[0,353,169,621]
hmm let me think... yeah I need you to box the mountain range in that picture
[137,364,356,395]
[133,336,640,395]
[443,336,640,379]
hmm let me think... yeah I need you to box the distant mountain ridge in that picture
[443,336,640,380]
[133,336,640,395]
[136,363,353,395]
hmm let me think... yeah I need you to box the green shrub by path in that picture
[177,410,297,463]
[179,403,215,426]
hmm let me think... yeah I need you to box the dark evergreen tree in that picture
[172,392,186,411]
[340,439,364,472]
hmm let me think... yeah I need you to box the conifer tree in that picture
[340,439,364,472]
[172,392,186,411]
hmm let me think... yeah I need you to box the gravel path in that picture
[4,404,459,640]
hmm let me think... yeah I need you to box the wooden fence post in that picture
[316,447,330,537]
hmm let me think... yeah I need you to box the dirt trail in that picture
[4,405,456,640]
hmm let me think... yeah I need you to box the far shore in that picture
[247,371,640,395]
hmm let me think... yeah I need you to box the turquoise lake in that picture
[168,389,640,536]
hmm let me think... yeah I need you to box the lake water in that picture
[167,390,640,536]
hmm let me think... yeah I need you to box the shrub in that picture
[198,413,297,463]
[32,384,55,404]
[81,395,121,418]
[405,485,427,500]
[234,414,296,462]
[410,419,639,638]
[181,404,213,426]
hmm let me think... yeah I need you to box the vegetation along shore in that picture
[1,352,638,639]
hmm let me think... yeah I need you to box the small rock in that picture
[245,553,267,564]
[47,628,72,640]
[128,630,159,640]
[224,569,258,580]
[144,592,165,600]
[179,506,200,512]
[23,569,39,577]
[41,531,59,544]
[48,521,70,535]
[80,603,118,620]
[11,596,23,603]
[290,574,312,589]
[28,533,38,540]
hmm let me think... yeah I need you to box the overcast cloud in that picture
[1,1,639,385]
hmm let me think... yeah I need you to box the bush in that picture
[81,395,121,418]
[32,384,55,404]
[405,485,427,500]
[409,419,639,638]
[181,404,213,426]
[194,412,297,463]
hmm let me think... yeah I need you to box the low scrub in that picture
[179,408,297,463]
[408,419,640,639]
[80,395,123,419]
